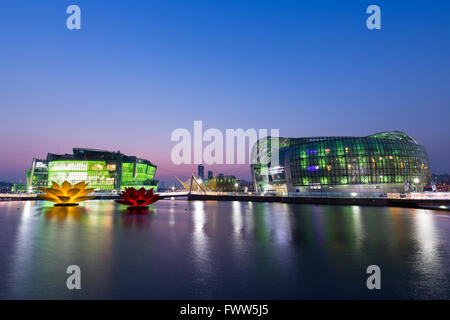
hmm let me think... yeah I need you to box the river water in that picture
[0,200,449,299]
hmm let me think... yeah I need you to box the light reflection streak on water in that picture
[268,204,293,276]
[244,202,255,236]
[351,206,363,250]
[232,201,242,237]
[411,210,447,297]
[82,201,114,292]
[272,203,290,245]
[169,201,176,226]
[10,201,35,297]
[191,201,211,278]
[414,211,440,271]
[311,205,325,244]
[231,201,246,260]
[43,201,115,290]
[84,201,114,229]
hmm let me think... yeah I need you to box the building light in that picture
[91,164,103,171]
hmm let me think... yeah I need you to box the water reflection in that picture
[44,205,87,221]
[272,203,291,245]
[351,206,363,250]
[191,201,210,275]
[0,200,449,299]
[411,210,447,297]
[232,201,242,236]
[253,203,270,243]
[120,212,154,229]
[9,201,36,298]
[414,211,438,265]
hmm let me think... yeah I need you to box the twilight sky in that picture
[0,0,449,184]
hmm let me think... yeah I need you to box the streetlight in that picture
[171,186,175,192]
[234,183,239,194]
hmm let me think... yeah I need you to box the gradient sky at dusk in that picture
[0,0,449,184]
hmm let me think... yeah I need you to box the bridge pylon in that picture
[175,174,211,195]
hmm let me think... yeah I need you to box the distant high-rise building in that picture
[198,164,204,180]
[207,170,213,180]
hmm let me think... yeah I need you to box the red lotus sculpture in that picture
[115,187,159,210]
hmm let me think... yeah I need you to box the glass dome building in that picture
[251,131,430,195]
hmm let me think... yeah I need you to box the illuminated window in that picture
[107,164,116,171]
[91,164,103,170]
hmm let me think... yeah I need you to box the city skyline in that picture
[0,0,449,304]
[1,0,449,184]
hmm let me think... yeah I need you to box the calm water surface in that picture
[0,200,449,299]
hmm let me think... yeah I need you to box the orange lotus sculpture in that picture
[115,187,159,210]
[39,181,95,206]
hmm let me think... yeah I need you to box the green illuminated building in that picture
[27,148,157,192]
[251,132,430,195]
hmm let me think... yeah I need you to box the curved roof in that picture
[251,131,422,163]
[366,131,419,144]
[254,131,420,146]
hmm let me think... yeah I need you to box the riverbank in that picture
[1,193,449,211]
[187,194,450,211]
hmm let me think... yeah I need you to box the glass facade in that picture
[121,162,157,190]
[27,148,157,192]
[252,132,430,194]
[48,160,117,190]
[27,159,48,191]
